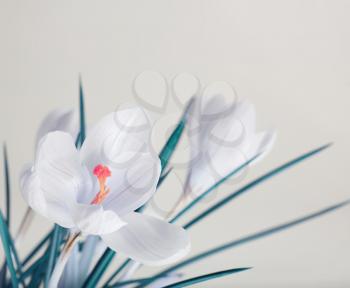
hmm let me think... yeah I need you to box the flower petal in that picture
[101,212,190,266]
[20,165,75,228]
[80,107,153,173]
[245,131,276,163]
[102,153,161,215]
[35,132,92,205]
[36,108,78,146]
[71,204,126,235]
[187,96,275,197]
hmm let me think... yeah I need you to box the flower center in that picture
[91,164,111,205]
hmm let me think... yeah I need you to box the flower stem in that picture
[15,207,34,247]
[48,232,81,288]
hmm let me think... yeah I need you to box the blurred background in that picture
[0,0,350,287]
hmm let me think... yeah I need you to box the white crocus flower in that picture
[20,106,190,287]
[184,94,276,202]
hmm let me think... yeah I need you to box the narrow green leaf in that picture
[20,254,47,281]
[171,154,260,223]
[22,231,51,266]
[139,199,349,287]
[0,211,18,287]
[3,144,10,226]
[103,258,131,287]
[28,262,45,288]
[163,267,251,288]
[45,225,61,288]
[75,132,81,148]
[79,77,86,146]
[158,167,172,188]
[0,210,22,286]
[108,276,151,287]
[159,98,194,173]
[184,143,332,229]
[83,249,116,288]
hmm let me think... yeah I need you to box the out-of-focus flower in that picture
[35,108,79,146]
[185,94,276,200]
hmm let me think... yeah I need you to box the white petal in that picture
[20,165,75,228]
[102,153,161,215]
[72,204,126,235]
[188,146,247,197]
[246,131,276,164]
[187,96,274,197]
[22,132,94,228]
[80,107,153,173]
[101,212,190,266]
[188,132,275,197]
[36,108,78,146]
[231,101,256,134]
[35,132,91,205]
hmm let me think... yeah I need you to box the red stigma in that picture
[91,164,112,205]
[93,164,111,179]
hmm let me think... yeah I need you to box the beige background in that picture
[1,0,350,287]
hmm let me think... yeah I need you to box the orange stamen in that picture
[91,164,111,205]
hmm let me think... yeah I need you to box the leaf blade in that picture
[83,249,116,288]
[170,154,260,223]
[184,143,332,229]
[139,199,349,287]
[0,211,18,287]
[3,144,10,226]
[163,267,251,288]
[159,98,194,173]
[79,77,86,146]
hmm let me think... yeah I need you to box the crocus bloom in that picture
[185,94,276,199]
[20,106,190,266]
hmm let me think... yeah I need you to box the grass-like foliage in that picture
[0,86,348,288]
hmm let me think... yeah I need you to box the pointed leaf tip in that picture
[161,267,251,288]
[78,77,86,146]
[2,144,10,226]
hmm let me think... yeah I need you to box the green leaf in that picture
[20,254,48,281]
[109,268,249,288]
[158,167,172,187]
[44,225,62,288]
[3,144,10,226]
[108,276,150,287]
[78,76,86,146]
[159,98,194,173]
[139,199,349,287]
[103,258,131,287]
[75,132,81,148]
[184,143,332,229]
[170,154,260,223]
[28,263,45,288]
[22,231,51,266]
[162,267,251,288]
[0,211,18,287]
[83,249,116,288]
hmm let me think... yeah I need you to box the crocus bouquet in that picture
[0,78,348,288]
